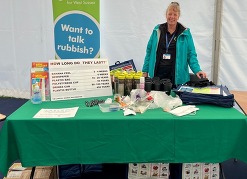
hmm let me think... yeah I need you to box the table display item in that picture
[182,163,220,179]
[128,163,169,179]
[144,77,152,92]
[125,74,133,96]
[30,63,50,101]
[139,76,145,90]
[109,59,137,72]
[99,102,121,112]
[117,74,125,96]
[113,71,120,94]
[160,78,172,95]
[174,85,234,108]
[133,75,141,89]
[31,82,42,104]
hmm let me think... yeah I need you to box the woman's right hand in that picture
[142,72,148,77]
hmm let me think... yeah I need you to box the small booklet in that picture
[178,85,221,95]
[30,62,50,101]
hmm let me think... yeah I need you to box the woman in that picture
[142,2,206,86]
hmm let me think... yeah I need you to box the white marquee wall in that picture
[0,0,54,98]
[100,0,214,78]
[0,0,246,98]
[219,0,247,90]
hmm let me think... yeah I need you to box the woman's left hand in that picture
[196,71,207,79]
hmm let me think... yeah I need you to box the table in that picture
[1,97,247,176]
[231,90,247,115]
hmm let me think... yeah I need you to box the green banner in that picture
[52,0,100,59]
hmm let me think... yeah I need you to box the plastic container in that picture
[139,77,145,90]
[117,74,125,96]
[113,71,120,94]
[125,74,133,96]
[145,78,152,92]
[154,80,161,91]
[161,78,172,95]
[110,71,114,93]
[133,75,141,89]
[99,102,121,112]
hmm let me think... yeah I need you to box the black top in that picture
[154,22,185,84]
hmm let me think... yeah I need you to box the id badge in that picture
[163,54,171,60]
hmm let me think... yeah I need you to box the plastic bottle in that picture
[117,74,125,96]
[139,76,145,90]
[110,71,114,93]
[136,71,143,76]
[133,75,141,89]
[125,74,133,96]
[31,82,42,104]
[113,71,120,94]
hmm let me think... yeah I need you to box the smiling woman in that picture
[142,1,206,86]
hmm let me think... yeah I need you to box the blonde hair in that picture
[166,2,180,16]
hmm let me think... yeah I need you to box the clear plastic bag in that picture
[151,91,183,111]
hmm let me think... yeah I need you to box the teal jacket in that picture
[142,23,202,85]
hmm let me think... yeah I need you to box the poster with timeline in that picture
[49,59,112,101]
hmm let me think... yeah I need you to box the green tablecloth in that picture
[1,97,247,175]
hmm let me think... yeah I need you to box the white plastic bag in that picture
[150,91,182,111]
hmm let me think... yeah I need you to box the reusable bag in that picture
[174,85,234,108]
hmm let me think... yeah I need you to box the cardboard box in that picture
[4,163,56,179]
[8,163,27,171]
[33,166,56,179]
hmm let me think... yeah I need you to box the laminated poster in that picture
[52,0,100,59]
[182,163,220,179]
[128,163,170,179]
[49,59,112,101]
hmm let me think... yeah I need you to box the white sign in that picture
[33,107,79,118]
[49,59,112,101]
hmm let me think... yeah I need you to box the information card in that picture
[49,59,112,101]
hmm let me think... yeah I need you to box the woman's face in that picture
[166,8,179,26]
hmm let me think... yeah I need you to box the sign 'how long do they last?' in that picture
[49,59,112,101]
[52,0,100,59]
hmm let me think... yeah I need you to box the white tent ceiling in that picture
[0,0,246,98]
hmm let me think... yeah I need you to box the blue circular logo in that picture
[54,11,100,59]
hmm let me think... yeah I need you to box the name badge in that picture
[163,54,171,60]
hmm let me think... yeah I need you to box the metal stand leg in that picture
[30,167,36,179]
[219,163,226,179]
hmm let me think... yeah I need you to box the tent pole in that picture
[212,0,223,84]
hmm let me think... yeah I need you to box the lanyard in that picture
[166,33,176,53]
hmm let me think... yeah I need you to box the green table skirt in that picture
[1,97,247,175]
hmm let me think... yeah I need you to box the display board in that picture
[49,59,112,101]
[52,0,100,59]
